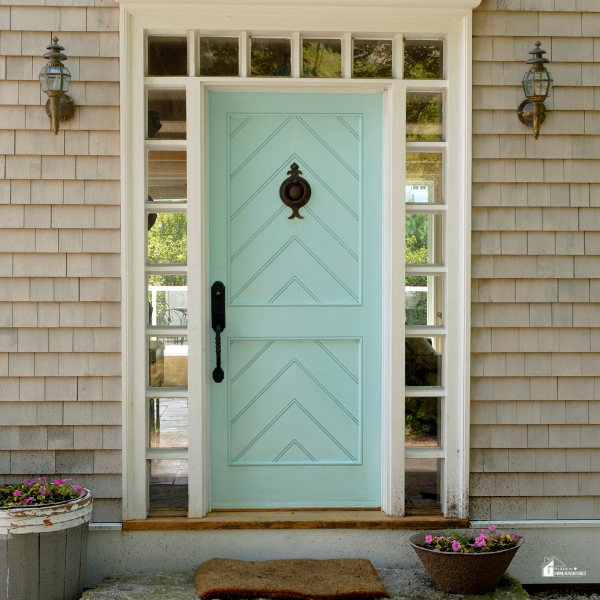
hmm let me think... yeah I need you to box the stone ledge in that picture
[82,569,528,600]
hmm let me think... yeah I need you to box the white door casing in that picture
[120,4,474,520]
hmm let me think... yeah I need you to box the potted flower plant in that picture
[0,477,93,600]
[409,526,524,594]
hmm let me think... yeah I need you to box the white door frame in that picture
[120,7,473,521]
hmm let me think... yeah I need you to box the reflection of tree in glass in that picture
[406,153,442,203]
[148,213,187,266]
[353,40,392,78]
[407,93,442,142]
[405,397,438,441]
[251,41,291,77]
[199,38,239,76]
[405,213,428,325]
[303,41,341,78]
[404,40,443,79]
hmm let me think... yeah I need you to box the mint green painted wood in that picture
[209,92,382,508]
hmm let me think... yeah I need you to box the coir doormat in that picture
[195,558,391,600]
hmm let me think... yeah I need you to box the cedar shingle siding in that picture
[0,0,121,523]
[471,0,600,520]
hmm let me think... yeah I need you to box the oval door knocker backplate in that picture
[279,162,311,219]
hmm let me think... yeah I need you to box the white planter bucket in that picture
[0,490,93,600]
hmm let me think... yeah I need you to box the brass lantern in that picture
[39,37,75,134]
[517,41,553,140]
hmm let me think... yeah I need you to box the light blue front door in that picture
[209,92,382,508]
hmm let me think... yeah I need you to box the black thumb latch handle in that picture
[211,281,226,383]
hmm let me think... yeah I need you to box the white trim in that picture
[116,1,482,13]
[472,521,600,529]
[121,11,473,521]
[89,523,124,531]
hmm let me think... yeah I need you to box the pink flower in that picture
[488,525,496,531]
[425,535,433,543]
[63,478,72,482]
[475,537,487,548]
[512,534,523,539]
[13,490,22,496]
[54,480,63,485]
[23,497,34,505]
[38,477,46,481]
[437,536,444,541]
[452,541,461,552]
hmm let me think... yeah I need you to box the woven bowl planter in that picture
[409,530,524,595]
[0,490,93,600]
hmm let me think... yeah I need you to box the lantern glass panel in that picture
[60,68,71,92]
[39,66,49,92]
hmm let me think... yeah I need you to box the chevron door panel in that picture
[228,114,362,306]
[209,92,382,508]
[229,338,361,465]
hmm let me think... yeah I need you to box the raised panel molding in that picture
[228,114,361,306]
[229,338,361,465]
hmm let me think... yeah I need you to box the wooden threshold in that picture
[123,510,469,531]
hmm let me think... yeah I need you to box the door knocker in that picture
[279,163,311,219]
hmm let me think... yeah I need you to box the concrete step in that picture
[81,568,528,600]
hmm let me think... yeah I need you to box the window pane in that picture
[405,336,442,387]
[199,37,239,76]
[147,89,186,140]
[405,398,440,447]
[405,458,441,509]
[405,276,443,327]
[149,398,188,448]
[405,213,443,265]
[149,336,188,388]
[148,36,188,77]
[251,38,291,77]
[404,39,443,79]
[148,151,187,201]
[149,459,188,512]
[406,153,443,203]
[147,213,187,264]
[353,40,392,78]
[407,92,443,142]
[302,39,341,78]
[148,275,188,327]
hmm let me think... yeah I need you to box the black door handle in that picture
[211,281,226,383]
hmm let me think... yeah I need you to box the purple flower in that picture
[425,535,433,543]
[452,540,461,552]
[13,490,22,497]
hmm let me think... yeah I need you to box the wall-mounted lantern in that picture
[39,37,75,135]
[517,41,553,140]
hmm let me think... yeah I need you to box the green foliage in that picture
[406,92,442,142]
[199,39,239,76]
[405,397,438,440]
[303,42,342,78]
[148,213,187,268]
[251,43,291,77]
[353,41,392,78]
[1,477,84,507]
[404,41,443,79]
